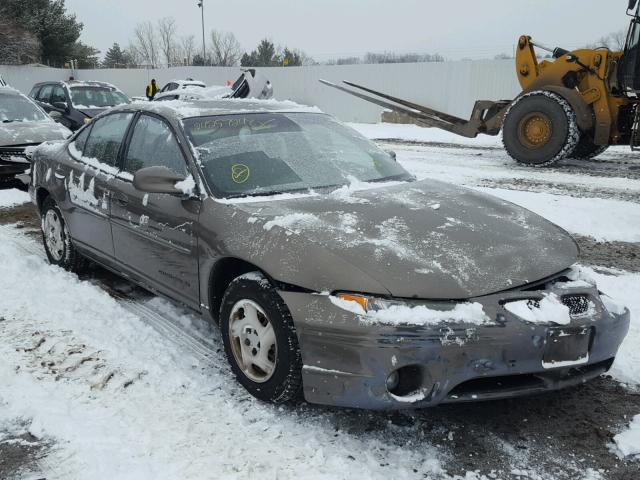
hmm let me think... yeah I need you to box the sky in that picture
[65,0,631,61]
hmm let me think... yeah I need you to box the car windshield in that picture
[182,113,413,198]
[0,93,48,123]
[70,86,130,108]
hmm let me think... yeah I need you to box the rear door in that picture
[63,112,134,259]
[110,113,201,307]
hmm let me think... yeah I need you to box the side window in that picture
[83,113,133,167]
[50,86,66,104]
[124,115,188,175]
[29,86,41,98]
[168,83,178,91]
[37,85,53,103]
[71,126,92,156]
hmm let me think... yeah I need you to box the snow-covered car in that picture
[153,70,273,102]
[29,80,130,131]
[153,78,207,101]
[0,86,71,189]
[28,99,630,410]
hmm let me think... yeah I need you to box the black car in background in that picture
[29,80,130,131]
[0,86,71,189]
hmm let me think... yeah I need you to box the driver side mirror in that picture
[385,149,397,161]
[52,101,69,112]
[133,166,188,195]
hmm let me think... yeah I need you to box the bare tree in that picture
[133,21,159,68]
[157,17,178,66]
[126,42,143,67]
[210,30,243,66]
[181,35,196,66]
[610,29,627,51]
[0,17,40,65]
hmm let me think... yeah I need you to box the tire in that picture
[569,135,609,160]
[41,196,86,272]
[220,272,302,403]
[502,90,580,166]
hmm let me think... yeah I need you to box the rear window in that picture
[70,86,129,108]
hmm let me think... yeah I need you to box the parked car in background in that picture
[29,80,130,131]
[28,98,629,410]
[153,70,273,102]
[0,86,71,189]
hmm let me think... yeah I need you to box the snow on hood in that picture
[231,179,578,299]
[0,120,71,147]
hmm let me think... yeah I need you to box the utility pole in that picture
[198,0,206,64]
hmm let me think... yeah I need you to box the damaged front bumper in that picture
[278,282,630,410]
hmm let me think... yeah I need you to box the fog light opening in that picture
[387,365,424,397]
[386,371,400,391]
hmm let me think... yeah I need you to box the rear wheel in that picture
[41,197,86,272]
[502,90,580,166]
[569,135,609,160]
[220,272,302,403]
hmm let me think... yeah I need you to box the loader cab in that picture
[618,1,640,94]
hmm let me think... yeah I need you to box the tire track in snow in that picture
[0,225,222,371]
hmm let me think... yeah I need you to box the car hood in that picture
[229,180,578,299]
[0,120,71,147]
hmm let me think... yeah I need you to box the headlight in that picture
[332,293,409,314]
[331,293,490,326]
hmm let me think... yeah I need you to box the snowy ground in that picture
[1,124,640,479]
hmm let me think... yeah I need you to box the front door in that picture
[62,112,134,259]
[110,113,201,308]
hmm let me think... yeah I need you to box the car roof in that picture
[113,98,323,119]
[169,79,206,85]
[33,80,121,90]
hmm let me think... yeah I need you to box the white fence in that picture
[1,61,521,123]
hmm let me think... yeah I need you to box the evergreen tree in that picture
[241,39,279,67]
[0,0,90,66]
[103,43,130,68]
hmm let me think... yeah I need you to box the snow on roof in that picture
[126,98,323,119]
[0,86,21,95]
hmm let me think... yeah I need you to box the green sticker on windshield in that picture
[231,163,250,184]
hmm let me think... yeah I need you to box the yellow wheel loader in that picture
[322,1,640,166]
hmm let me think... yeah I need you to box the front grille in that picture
[561,295,591,316]
[0,147,27,163]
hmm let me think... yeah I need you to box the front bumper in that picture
[279,285,630,410]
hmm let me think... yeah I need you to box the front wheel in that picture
[502,90,580,166]
[220,272,302,403]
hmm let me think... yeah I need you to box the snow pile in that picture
[611,414,640,459]
[330,296,491,327]
[349,123,502,147]
[368,302,490,327]
[0,228,447,479]
[0,188,30,208]
[175,174,196,196]
[504,294,571,325]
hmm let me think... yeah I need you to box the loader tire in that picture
[502,90,580,166]
[569,136,609,160]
